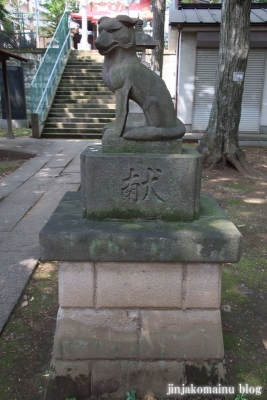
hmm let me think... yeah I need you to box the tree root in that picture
[226,148,266,178]
[197,141,266,178]
[199,146,266,178]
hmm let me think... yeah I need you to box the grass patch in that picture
[0,262,58,400]
[0,159,26,179]
[0,128,31,138]
[0,162,21,174]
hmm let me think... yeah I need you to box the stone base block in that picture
[58,262,222,309]
[80,145,202,221]
[46,359,226,400]
[52,308,223,361]
[140,309,223,359]
[53,308,140,360]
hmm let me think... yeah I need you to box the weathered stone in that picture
[91,360,184,399]
[102,135,182,154]
[183,263,222,308]
[53,308,140,360]
[96,262,183,308]
[81,145,202,221]
[59,262,94,308]
[94,15,185,141]
[185,361,225,385]
[45,360,91,400]
[40,191,242,263]
[140,310,224,359]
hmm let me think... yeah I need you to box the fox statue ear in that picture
[98,16,109,25]
[116,15,138,26]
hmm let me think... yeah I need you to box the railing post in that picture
[31,113,40,138]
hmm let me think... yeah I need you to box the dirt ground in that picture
[0,146,266,400]
[201,147,267,398]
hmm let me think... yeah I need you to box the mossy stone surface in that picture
[102,136,183,154]
[40,192,241,263]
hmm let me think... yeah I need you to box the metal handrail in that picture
[30,11,70,123]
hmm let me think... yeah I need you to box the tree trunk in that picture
[196,0,254,175]
[151,0,165,77]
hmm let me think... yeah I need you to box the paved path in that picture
[0,138,100,333]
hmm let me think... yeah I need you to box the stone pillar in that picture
[40,140,241,400]
[78,4,90,50]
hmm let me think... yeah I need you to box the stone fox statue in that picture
[94,15,186,141]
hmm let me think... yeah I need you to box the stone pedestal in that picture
[40,143,241,400]
[81,146,201,221]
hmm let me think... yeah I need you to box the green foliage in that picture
[65,398,77,400]
[0,0,9,24]
[126,389,137,400]
[235,395,248,400]
[40,0,78,37]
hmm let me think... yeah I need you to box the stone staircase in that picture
[42,50,115,139]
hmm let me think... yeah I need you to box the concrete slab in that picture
[0,139,92,333]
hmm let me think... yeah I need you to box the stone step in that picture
[57,88,114,98]
[69,55,103,62]
[61,74,102,78]
[42,127,103,134]
[49,108,115,115]
[60,78,103,83]
[70,51,102,57]
[42,132,103,139]
[63,67,102,72]
[44,122,105,129]
[53,96,115,104]
[47,117,114,123]
[63,68,102,74]
[50,103,116,109]
[69,55,103,61]
[58,81,108,91]
[65,63,102,68]
[61,73,102,78]
[68,54,103,60]
[55,92,115,102]
[42,50,113,139]
[53,94,115,104]
[65,62,102,66]
[56,88,112,94]
[66,62,103,67]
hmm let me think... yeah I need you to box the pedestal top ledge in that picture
[40,192,241,263]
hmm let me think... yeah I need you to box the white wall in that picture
[177,31,197,130]
[260,51,267,133]
[162,53,176,99]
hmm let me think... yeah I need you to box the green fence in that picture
[30,12,70,123]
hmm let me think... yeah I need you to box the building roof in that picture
[169,4,267,25]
